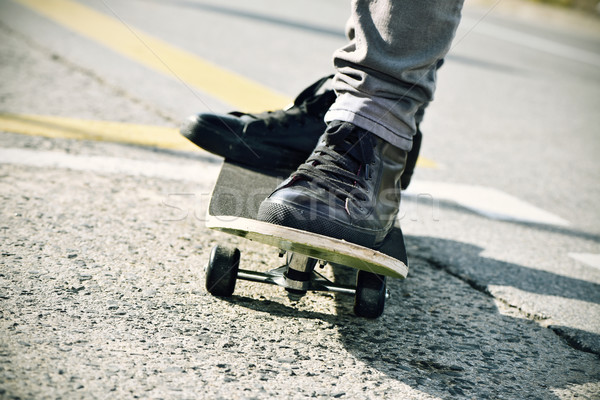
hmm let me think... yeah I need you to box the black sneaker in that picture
[257,121,408,249]
[180,76,336,171]
[180,75,422,188]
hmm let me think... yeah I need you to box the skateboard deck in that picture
[206,160,408,279]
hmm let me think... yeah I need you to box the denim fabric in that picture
[324,0,464,151]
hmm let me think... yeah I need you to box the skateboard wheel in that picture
[354,271,386,318]
[205,245,240,297]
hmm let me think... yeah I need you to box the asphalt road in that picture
[1,0,599,399]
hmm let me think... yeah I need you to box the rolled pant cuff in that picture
[324,94,414,151]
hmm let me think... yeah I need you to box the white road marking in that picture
[1,148,570,227]
[569,253,600,270]
[0,147,219,184]
[405,180,569,227]
[459,16,600,68]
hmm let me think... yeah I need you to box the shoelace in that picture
[290,123,374,205]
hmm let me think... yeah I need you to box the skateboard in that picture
[204,160,409,318]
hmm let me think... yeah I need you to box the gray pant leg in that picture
[324,0,464,151]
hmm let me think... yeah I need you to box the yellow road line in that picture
[0,113,438,168]
[14,0,290,112]
[415,157,437,169]
[6,0,438,169]
[0,113,198,151]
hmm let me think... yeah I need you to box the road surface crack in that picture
[417,255,600,357]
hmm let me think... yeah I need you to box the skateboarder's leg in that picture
[257,0,464,247]
[325,1,462,152]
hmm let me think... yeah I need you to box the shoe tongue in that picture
[324,122,374,168]
[303,90,336,116]
[293,75,334,107]
[325,122,364,148]
[325,121,355,139]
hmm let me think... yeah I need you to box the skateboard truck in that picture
[205,245,388,318]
